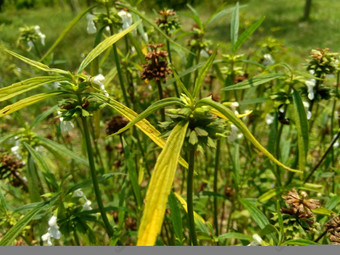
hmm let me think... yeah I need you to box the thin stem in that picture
[304,131,340,184]
[166,39,179,97]
[81,115,113,237]
[213,140,220,237]
[156,79,166,121]
[187,147,198,246]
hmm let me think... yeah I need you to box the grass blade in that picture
[137,121,189,246]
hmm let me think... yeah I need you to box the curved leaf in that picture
[198,98,301,173]
[78,20,141,73]
[137,121,189,246]
[230,2,239,47]
[223,73,285,91]
[93,93,188,168]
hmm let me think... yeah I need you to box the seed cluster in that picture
[0,154,25,188]
[140,44,172,82]
[106,115,129,135]
[326,215,340,244]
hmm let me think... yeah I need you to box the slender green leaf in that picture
[198,98,301,173]
[193,50,217,98]
[92,93,188,169]
[2,48,69,75]
[239,199,269,229]
[204,4,234,27]
[232,16,265,54]
[186,4,203,29]
[223,73,285,91]
[0,76,65,102]
[283,239,317,246]
[137,121,189,246]
[258,189,277,203]
[37,136,88,166]
[78,20,141,73]
[325,196,340,210]
[41,5,97,61]
[0,184,7,213]
[0,92,61,118]
[292,89,309,173]
[26,154,41,202]
[168,192,183,244]
[311,207,335,216]
[30,105,58,129]
[23,142,58,190]
[230,2,239,46]
[108,97,184,137]
[122,137,142,208]
[218,232,252,241]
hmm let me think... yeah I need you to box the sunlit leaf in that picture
[137,121,189,246]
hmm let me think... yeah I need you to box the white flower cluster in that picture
[11,138,21,160]
[263,54,275,66]
[247,234,263,246]
[33,25,46,46]
[302,101,312,120]
[305,70,316,100]
[41,216,61,246]
[57,110,74,133]
[118,10,132,30]
[228,102,244,142]
[265,113,274,125]
[74,188,93,211]
[92,74,109,96]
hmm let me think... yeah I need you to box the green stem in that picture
[213,140,220,237]
[166,39,179,97]
[156,79,166,121]
[81,115,113,238]
[187,147,198,246]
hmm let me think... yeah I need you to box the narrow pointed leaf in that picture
[198,98,301,173]
[230,2,239,46]
[2,48,69,75]
[223,73,285,91]
[137,121,189,246]
[232,16,265,54]
[78,21,141,73]
[40,5,97,61]
[168,192,184,244]
[0,76,66,102]
[37,136,88,166]
[173,192,210,236]
[193,50,217,98]
[218,232,252,242]
[204,4,234,27]
[0,92,62,118]
[292,89,309,173]
[92,93,188,168]
[30,105,58,129]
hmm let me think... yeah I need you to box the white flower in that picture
[228,124,243,142]
[34,25,46,46]
[74,188,84,197]
[305,79,316,100]
[118,10,132,30]
[105,26,110,32]
[333,135,339,148]
[265,114,274,125]
[83,200,93,211]
[86,13,97,34]
[92,74,108,96]
[263,54,275,66]
[11,145,22,160]
[142,32,148,43]
[57,110,74,133]
[303,101,312,120]
[248,234,263,246]
[27,40,34,48]
[200,48,209,58]
[242,109,251,121]
[42,216,61,246]
[41,232,52,246]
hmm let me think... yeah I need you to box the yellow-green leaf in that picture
[199,98,301,173]
[2,48,69,75]
[0,76,66,102]
[137,121,189,246]
[0,92,61,118]
[78,20,141,73]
